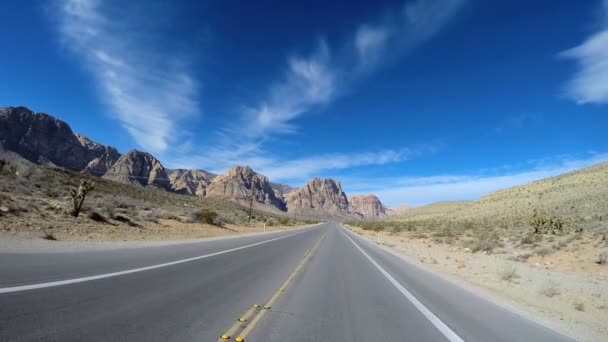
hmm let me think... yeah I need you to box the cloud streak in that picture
[55,0,199,153]
[561,0,608,105]
[239,0,466,138]
[166,145,432,184]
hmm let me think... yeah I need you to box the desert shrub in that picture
[45,185,64,198]
[465,230,501,253]
[266,218,277,226]
[189,209,222,226]
[278,217,290,225]
[115,200,134,209]
[521,233,535,245]
[214,213,236,226]
[573,301,585,312]
[42,230,57,241]
[88,211,110,224]
[597,251,607,265]
[529,210,564,234]
[499,267,519,282]
[199,209,218,225]
[508,252,533,262]
[113,214,141,227]
[433,226,456,238]
[538,281,560,297]
[141,210,160,223]
[535,247,553,257]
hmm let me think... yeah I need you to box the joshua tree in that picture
[70,180,94,217]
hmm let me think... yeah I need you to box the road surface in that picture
[0,222,572,341]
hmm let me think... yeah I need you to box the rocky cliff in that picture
[168,169,216,196]
[284,178,349,217]
[76,134,121,175]
[0,106,118,171]
[206,166,285,210]
[102,150,171,190]
[349,195,387,219]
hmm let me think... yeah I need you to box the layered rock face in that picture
[206,166,285,210]
[76,134,121,175]
[270,182,295,200]
[386,204,410,217]
[102,150,171,190]
[349,195,387,219]
[285,178,349,216]
[0,107,116,170]
[168,169,216,196]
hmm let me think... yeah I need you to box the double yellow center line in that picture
[217,230,328,342]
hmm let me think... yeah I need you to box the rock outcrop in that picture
[270,182,295,200]
[102,150,171,190]
[349,195,387,219]
[76,134,121,175]
[386,204,410,217]
[168,169,216,196]
[206,166,285,210]
[0,106,118,170]
[285,178,349,217]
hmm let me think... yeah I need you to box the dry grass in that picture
[0,155,318,241]
[538,281,561,298]
[347,162,608,268]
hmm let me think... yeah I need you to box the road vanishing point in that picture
[0,222,572,341]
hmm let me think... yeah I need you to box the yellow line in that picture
[236,231,327,340]
[216,305,260,341]
[216,230,327,342]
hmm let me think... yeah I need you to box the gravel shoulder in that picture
[346,225,608,342]
[0,223,317,253]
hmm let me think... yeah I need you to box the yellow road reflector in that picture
[215,231,328,342]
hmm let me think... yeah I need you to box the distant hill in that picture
[392,163,608,231]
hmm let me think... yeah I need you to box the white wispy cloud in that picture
[54,0,199,153]
[182,0,465,182]
[560,0,608,104]
[257,148,421,182]
[347,153,608,207]
[239,0,466,139]
[167,145,432,184]
[241,40,335,137]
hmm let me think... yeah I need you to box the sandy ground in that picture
[345,225,608,342]
[0,219,316,253]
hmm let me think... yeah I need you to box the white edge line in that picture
[340,226,464,342]
[0,228,319,294]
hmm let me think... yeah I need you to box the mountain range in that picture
[0,106,391,219]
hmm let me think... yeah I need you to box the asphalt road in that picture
[0,222,572,341]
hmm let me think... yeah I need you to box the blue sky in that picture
[1,0,607,206]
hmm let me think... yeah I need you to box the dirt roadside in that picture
[345,225,608,342]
